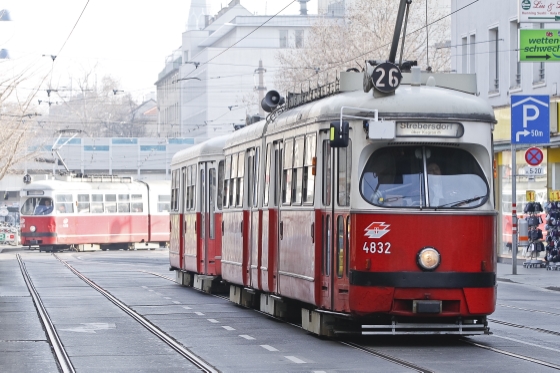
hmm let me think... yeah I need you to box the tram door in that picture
[320,139,333,308]
[320,136,351,311]
[247,148,261,289]
[197,162,210,274]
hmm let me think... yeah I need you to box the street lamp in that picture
[172,77,201,84]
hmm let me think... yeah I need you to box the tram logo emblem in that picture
[364,222,390,239]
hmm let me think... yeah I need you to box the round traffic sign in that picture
[525,147,544,166]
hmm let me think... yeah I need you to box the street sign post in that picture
[519,29,560,62]
[510,95,550,275]
[511,95,550,145]
[525,147,544,166]
[519,0,560,23]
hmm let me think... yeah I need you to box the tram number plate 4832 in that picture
[363,242,391,254]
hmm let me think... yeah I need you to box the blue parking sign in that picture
[511,95,550,145]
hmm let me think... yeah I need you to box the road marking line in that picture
[164,297,171,299]
[182,306,191,310]
[207,319,219,323]
[222,326,235,331]
[195,312,204,316]
[260,345,278,351]
[148,290,154,292]
[172,301,181,304]
[141,286,148,289]
[154,292,163,295]
[285,356,306,364]
[240,335,255,340]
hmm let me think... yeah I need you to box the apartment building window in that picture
[279,30,288,48]
[461,37,468,73]
[469,34,476,73]
[510,21,521,88]
[489,27,499,92]
[295,30,304,48]
[533,23,545,84]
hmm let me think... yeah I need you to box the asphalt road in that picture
[2,246,560,372]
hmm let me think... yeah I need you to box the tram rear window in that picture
[360,146,489,209]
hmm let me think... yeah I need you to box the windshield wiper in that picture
[436,195,486,208]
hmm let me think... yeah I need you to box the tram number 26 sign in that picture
[372,62,402,93]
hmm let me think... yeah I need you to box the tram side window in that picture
[105,194,117,213]
[181,167,187,212]
[283,139,294,205]
[230,153,238,208]
[303,134,316,204]
[118,194,130,213]
[322,140,331,206]
[171,169,179,211]
[252,148,259,208]
[91,194,103,213]
[293,137,304,205]
[264,144,271,206]
[131,194,143,212]
[237,151,245,207]
[77,194,90,213]
[247,154,254,209]
[338,140,352,206]
[189,165,196,210]
[185,166,191,210]
[224,155,232,208]
[158,195,171,212]
[217,161,224,211]
[56,194,74,214]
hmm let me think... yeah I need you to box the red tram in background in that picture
[169,65,497,336]
[20,175,170,252]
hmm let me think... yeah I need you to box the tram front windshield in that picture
[360,146,489,209]
[21,197,54,215]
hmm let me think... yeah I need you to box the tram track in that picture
[16,254,75,373]
[143,269,560,371]
[49,254,219,373]
[61,258,560,372]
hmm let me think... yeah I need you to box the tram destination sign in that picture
[395,122,464,138]
[519,0,560,23]
[519,29,560,62]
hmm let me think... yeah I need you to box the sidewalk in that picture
[497,262,560,290]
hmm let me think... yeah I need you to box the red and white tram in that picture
[20,175,170,252]
[169,136,227,278]
[170,66,497,336]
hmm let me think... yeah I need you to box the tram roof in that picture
[223,120,267,150]
[21,179,149,192]
[170,135,228,166]
[268,83,496,134]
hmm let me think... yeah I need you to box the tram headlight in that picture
[30,225,36,233]
[417,247,440,271]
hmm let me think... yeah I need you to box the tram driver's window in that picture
[360,146,489,209]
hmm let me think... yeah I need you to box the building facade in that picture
[155,0,316,139]
[451,0,560,261]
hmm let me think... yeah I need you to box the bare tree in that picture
[275,0,450,93]
[0,67,44,181]
[47,71,145,137]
